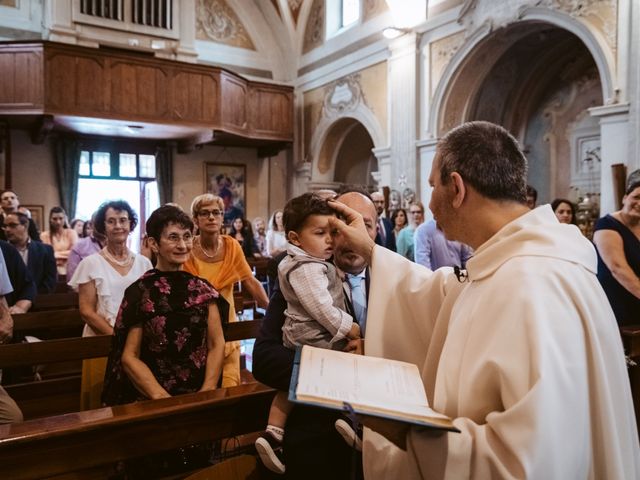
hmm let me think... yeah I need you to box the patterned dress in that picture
[102,269,228,406]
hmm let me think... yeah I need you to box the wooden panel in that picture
[0,46,43,111]
[249,84,293,140]
[220,72,248,133]
[173,70,220,123]
[109,61,170,118]
[31,292,78,312]
[0,383,275,480]
[74,56,106,112]
[45,52,79,112]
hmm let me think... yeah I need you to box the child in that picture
[255,193,361,474]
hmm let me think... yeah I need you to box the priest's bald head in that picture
[428,121,531,250]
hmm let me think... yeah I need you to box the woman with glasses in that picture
[184,194,269,387]
[396,202,425,260]
[40,206,79,276]
[69,200,152,410]
[102,205,227,405]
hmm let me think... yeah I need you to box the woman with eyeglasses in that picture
[396,202,425,260]
[102,205,227,405]
[184,194,269,387]
[69,200,152,410]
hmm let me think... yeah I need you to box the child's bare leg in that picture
[267,390,293,429]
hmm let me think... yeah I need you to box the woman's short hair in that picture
[551,198,577,225]
[146,205,194,241]
[626,169,640,195]
[93,200,138,235]
[190,194,224,218]
[437,121,528,203]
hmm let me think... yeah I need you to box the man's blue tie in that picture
[347,274,367,336]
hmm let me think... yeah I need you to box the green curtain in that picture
[54,136,81,219]
[156,142,174,205]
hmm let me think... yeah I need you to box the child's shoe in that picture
[335,418,362,451]
[255,430,286,474]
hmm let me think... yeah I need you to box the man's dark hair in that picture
[146,205,193,241]
[438,121,528,203]
[283,193,334,234]
[94,200,139,235]
[6,212,29,227]
[526,185,538,203]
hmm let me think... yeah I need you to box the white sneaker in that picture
[335,419,362,451]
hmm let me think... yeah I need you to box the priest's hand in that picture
[328,200,376,264]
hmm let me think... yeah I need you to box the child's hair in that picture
[283,192,334,234]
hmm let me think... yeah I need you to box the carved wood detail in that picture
[0,42,293,145]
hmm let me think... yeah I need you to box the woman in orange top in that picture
[183,194,269,386]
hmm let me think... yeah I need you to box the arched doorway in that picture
[313,117,377,190]
[437,21,604,206]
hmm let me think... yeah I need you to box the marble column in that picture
[588,103,631,214]
[388,32,419,195]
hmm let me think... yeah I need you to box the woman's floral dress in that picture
[102,269,229,406]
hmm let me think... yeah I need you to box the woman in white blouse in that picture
[69,200,152,409]
[266,209,287,257]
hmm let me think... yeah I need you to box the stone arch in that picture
[430,8,615,138]
[428,10,611,206]
[308,104,385,187]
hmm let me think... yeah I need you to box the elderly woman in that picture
[593,170,640,326]
[551,198,577,225]
[102,205,227,405]
[184,194,269,387]
[69,200,152,409]
[40,206,79,276]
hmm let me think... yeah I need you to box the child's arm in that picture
[287,262,354,343]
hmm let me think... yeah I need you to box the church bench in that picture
[0,382,276,480]
[1,320,264,419]
[13,308,84,340]
[30,292,79,312]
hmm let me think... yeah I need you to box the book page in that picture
[295,346,447,420]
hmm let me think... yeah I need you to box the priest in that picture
[329,121,640,479]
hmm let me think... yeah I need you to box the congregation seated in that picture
[40,206,78,276]
[2,212,56,295]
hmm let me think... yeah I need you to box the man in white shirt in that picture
[330,121,639,479]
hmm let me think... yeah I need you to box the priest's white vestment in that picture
[363,206,640,479]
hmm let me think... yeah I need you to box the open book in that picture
[289,345,459,432]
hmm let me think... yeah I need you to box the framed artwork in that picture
[22,204,44,232]
[203,163,246,225]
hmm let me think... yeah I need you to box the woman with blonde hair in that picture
[183,194,269,386]
[266,209,287,257]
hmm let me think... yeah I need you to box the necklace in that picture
[102,246,134,267]
[198,236,219,259]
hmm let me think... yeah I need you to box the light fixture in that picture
[383,27,407,39]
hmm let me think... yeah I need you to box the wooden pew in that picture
[30,292,78,312]
[0,382,275,480]
[13,309,84,339]
[621,325,640,437]
[1,320,264,419]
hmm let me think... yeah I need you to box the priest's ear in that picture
[450,172,466,209]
